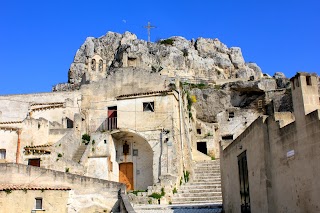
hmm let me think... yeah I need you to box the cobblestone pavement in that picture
[134,203,222,213]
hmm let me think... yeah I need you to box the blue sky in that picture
[1,0,319,95]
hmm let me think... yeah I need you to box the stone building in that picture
[221,72,320,213]
[0,31,292,211]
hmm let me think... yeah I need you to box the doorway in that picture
[238,151,251,213]
[197,142,207,155]
[108,106,117,130]
[119,162,134,190]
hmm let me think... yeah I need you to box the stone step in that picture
[173,192,222,198]
[178,187,221,193]
[194,167,220,170]
[192,179,221,183]
[179,185,221,190]
[172,197,222,203]
[193,177,221,180]
[194,170,221,174]
[185,180,221,187]
[195,162,220,166]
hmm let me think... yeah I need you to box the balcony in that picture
[98,117,117,132]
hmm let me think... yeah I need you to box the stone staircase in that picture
[172,160,222,204]
[72,143,87,163]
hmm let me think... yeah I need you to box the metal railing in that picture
[98,117,117,131]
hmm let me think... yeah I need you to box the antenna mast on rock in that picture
[144,22,156,42]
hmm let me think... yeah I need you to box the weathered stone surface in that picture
[56,31,267,91]
[192,88,232,123]
[229,79,277,92]
[273,72,290,89]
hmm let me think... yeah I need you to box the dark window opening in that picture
[229,112,235,118]
[306,76,312,86]
[197,129,202,134]
[35,198,43,209]
[28,158,40,167]
[197,142,207,155]
[143,102,154,112]
[0,149,6,159]
[238,151,251,213]
[291,79,295,90]
[123,142,130,155]
[222,135,233,140]
[66,117,74,128]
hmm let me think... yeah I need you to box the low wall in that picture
[0,163,126,212]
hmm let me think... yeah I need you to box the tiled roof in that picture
[116,90,172,99]
[30,102,64,106]
[0,121,23,125]
[0,184,71,191]
[25,144,52,149]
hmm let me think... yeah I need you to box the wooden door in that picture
[119,162,134,190]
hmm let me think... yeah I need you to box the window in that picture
[28,158,40,167]
[306,76,312,86]
[229,112,235,118]
[35,198,43,210]
[143,102,154,112]
[0,149,6,159]
[197,129,202,134]
[222,135,233,140]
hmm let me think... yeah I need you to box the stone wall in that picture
[222,102,320,212]
[0,163,126,212]
[0,189,69,213]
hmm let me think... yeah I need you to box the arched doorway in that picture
[112,130,153,191]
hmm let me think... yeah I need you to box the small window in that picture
[222,135,233,140]
[123,142,130,155]
[0,149,6,159]
[291,79,295,90]
[306,76,312,86]
[143,102,154,112]
[229,112,235,118]
[35,198,43,209]
[196,129,202,134]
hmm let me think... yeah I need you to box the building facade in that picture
[221,72,320,213]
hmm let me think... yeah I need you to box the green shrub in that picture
[159,38,174,45]
[82,133,90,143]
[172,187,177,194]
[65,168,69,173]
[149,192,162,199]
[57,153,62,158]
[92,140,95,145]
[183,170,190,183]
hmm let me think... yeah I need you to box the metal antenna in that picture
[144,22,156,42]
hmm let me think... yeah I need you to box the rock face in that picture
[53,31,264,91]
[273,72,290,89]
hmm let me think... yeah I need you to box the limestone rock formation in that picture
[53,31,265,91]
[273,72,290,89]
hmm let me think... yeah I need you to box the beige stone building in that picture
[0,66,208,209]
[221,72,320,213]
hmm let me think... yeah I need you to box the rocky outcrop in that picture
[273,72,290,89]
[53,31,265,91]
